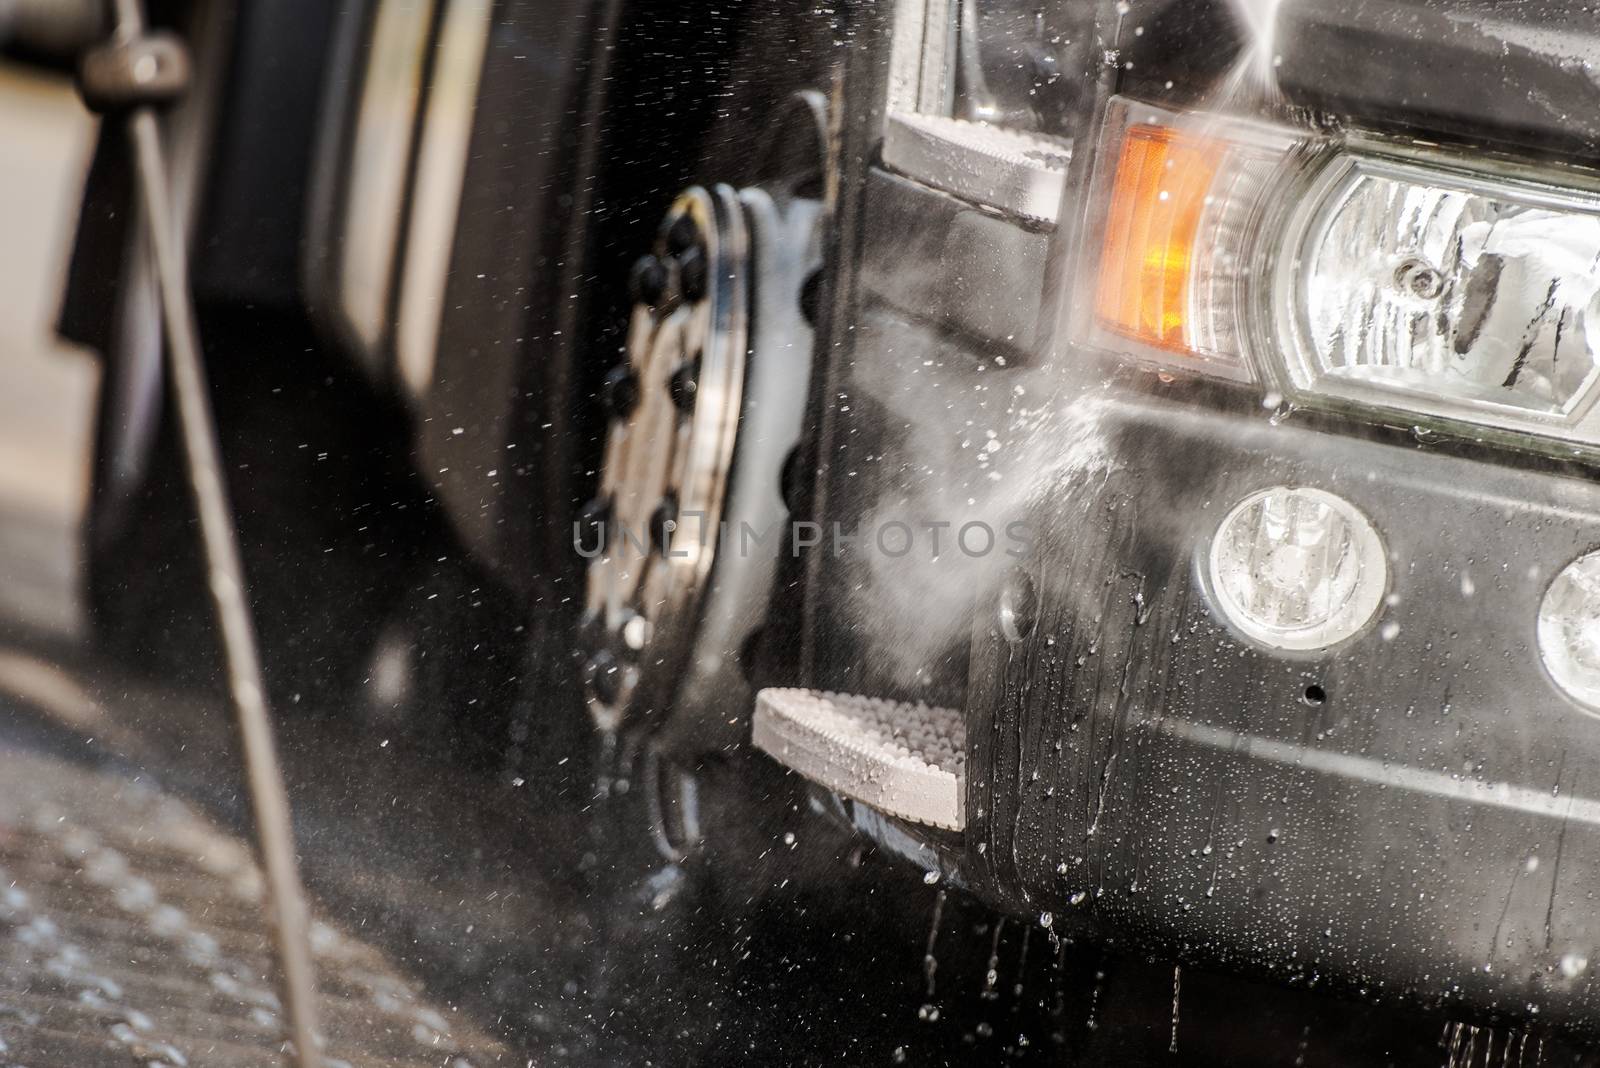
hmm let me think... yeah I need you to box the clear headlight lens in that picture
[1208,487,1387,651]
[1280,157,1600,424]
[1081,96,1600,456]
[1539,550,1600,713]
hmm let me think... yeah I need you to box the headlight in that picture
[1080,96,1600,458]
[1208,486,1387,652]
[1279,155,1600,426]
[1539,549,1600,713]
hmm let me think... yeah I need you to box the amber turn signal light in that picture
[1094,124,1223,351]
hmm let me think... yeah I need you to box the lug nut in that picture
[649,495,679,556]
[629,254,668,306]
[668,356,700,412]
[583,648,622,706]
[677,246,708,303]
[577,495,612,556]
[601,363,639,419]
[665,213,700,256]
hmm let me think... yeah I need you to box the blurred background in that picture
[0,62,97,639]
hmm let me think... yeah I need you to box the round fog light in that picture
[1208,487,1387,651]
[1538,551,1600,711]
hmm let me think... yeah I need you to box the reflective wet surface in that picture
[0,714,510,1065]
[0,657,1586,1067]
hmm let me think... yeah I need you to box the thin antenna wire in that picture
[111,0,322,1061]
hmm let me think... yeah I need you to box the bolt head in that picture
[677,246,708,303]
[582,649,622,705]
[649,496,679,556]
[668,358,700,413]
[665,214,701,256]
[601,364,639,419]
[629,254,669,306]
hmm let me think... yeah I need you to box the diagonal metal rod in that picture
[111,0,322,1062]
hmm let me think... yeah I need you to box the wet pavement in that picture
[0,645,1588,1066]
[0,727,512,1065]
